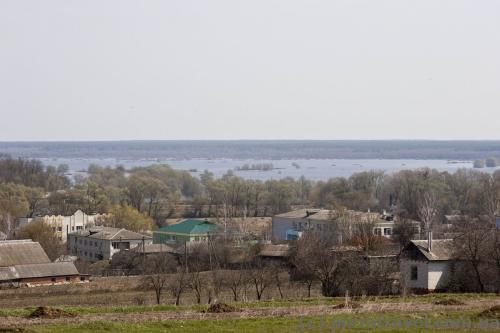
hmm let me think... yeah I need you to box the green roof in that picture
[156,219,217,235]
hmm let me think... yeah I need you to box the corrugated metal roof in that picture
[13,262,79,279]
[70,227,151,240]
[156,219,217,235]
[0,240,51,267]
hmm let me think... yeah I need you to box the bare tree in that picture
[223,268,248,301]
[453,217,491,292]
[292,231,363,297]
[269,262,288,299]
[247,258,273,301]
[168,270,188,306]
[418,192,439,233]
[141,254,177,304]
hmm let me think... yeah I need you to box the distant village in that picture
[0,158,499,302]
[1,206,499,295]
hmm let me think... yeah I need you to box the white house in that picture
[399,234,454,292]
[18,210,106,243]
[67,226,152,262]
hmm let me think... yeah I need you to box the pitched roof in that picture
[0,240,51,267]
[259,244,290,257]
[70,227,151,241]
[156,219,217,235]
[0,262,79,281]
[409,239,454,261]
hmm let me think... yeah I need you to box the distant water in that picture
[37,157,497,181]
[2,141,500,180]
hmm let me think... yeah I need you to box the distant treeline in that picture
[3,140,500,160]
[2,156,500,235]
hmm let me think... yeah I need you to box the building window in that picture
[411,266,418,281]
[65,276,70,282]
[194,236,200,241]
[51,277,56,283]
[76,226,83,230]
[112,242,119,249]
[80,276,86,281]
[84,251,87,256]
[84,240,87,246]
[79,239,82,245]
[374,228,382,236]
[383,228,392,236]
[57,227,62,232]
[95,241,98,247]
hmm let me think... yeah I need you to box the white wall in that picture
[427,261,451,290]
[400,259,451,291]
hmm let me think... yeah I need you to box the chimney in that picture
[427,231,433,252]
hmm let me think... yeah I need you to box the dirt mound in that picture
[28,307,76,319]
[477,305,500,319]
[332,302,362,310]
[204,303,240,313]
[433,299,465,306]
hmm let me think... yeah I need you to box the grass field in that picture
[27,311,500,333]
[0,293,498,332]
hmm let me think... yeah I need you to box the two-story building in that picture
[19,210,106,243]
[68,227,152,262]
[272,208,418,242]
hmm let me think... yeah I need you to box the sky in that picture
[1,0,499,141]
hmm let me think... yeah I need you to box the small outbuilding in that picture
[399,234,454,292]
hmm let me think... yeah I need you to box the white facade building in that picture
[67,227,152,262]
[18,210,106,243]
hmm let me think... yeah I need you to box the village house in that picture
[272,208,419,242]
[399,233,454,292]
[153,219,218,244]
[0,240,86,287]
[68,226,152,262]
[18,209,106,243]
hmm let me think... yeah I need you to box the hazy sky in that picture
[1,1,499,141]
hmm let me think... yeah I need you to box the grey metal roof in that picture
[410,239,455,261]
[0,262,80,281]
[0,240,51,267]
[13,262,79,279]
[70,227,151,241]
